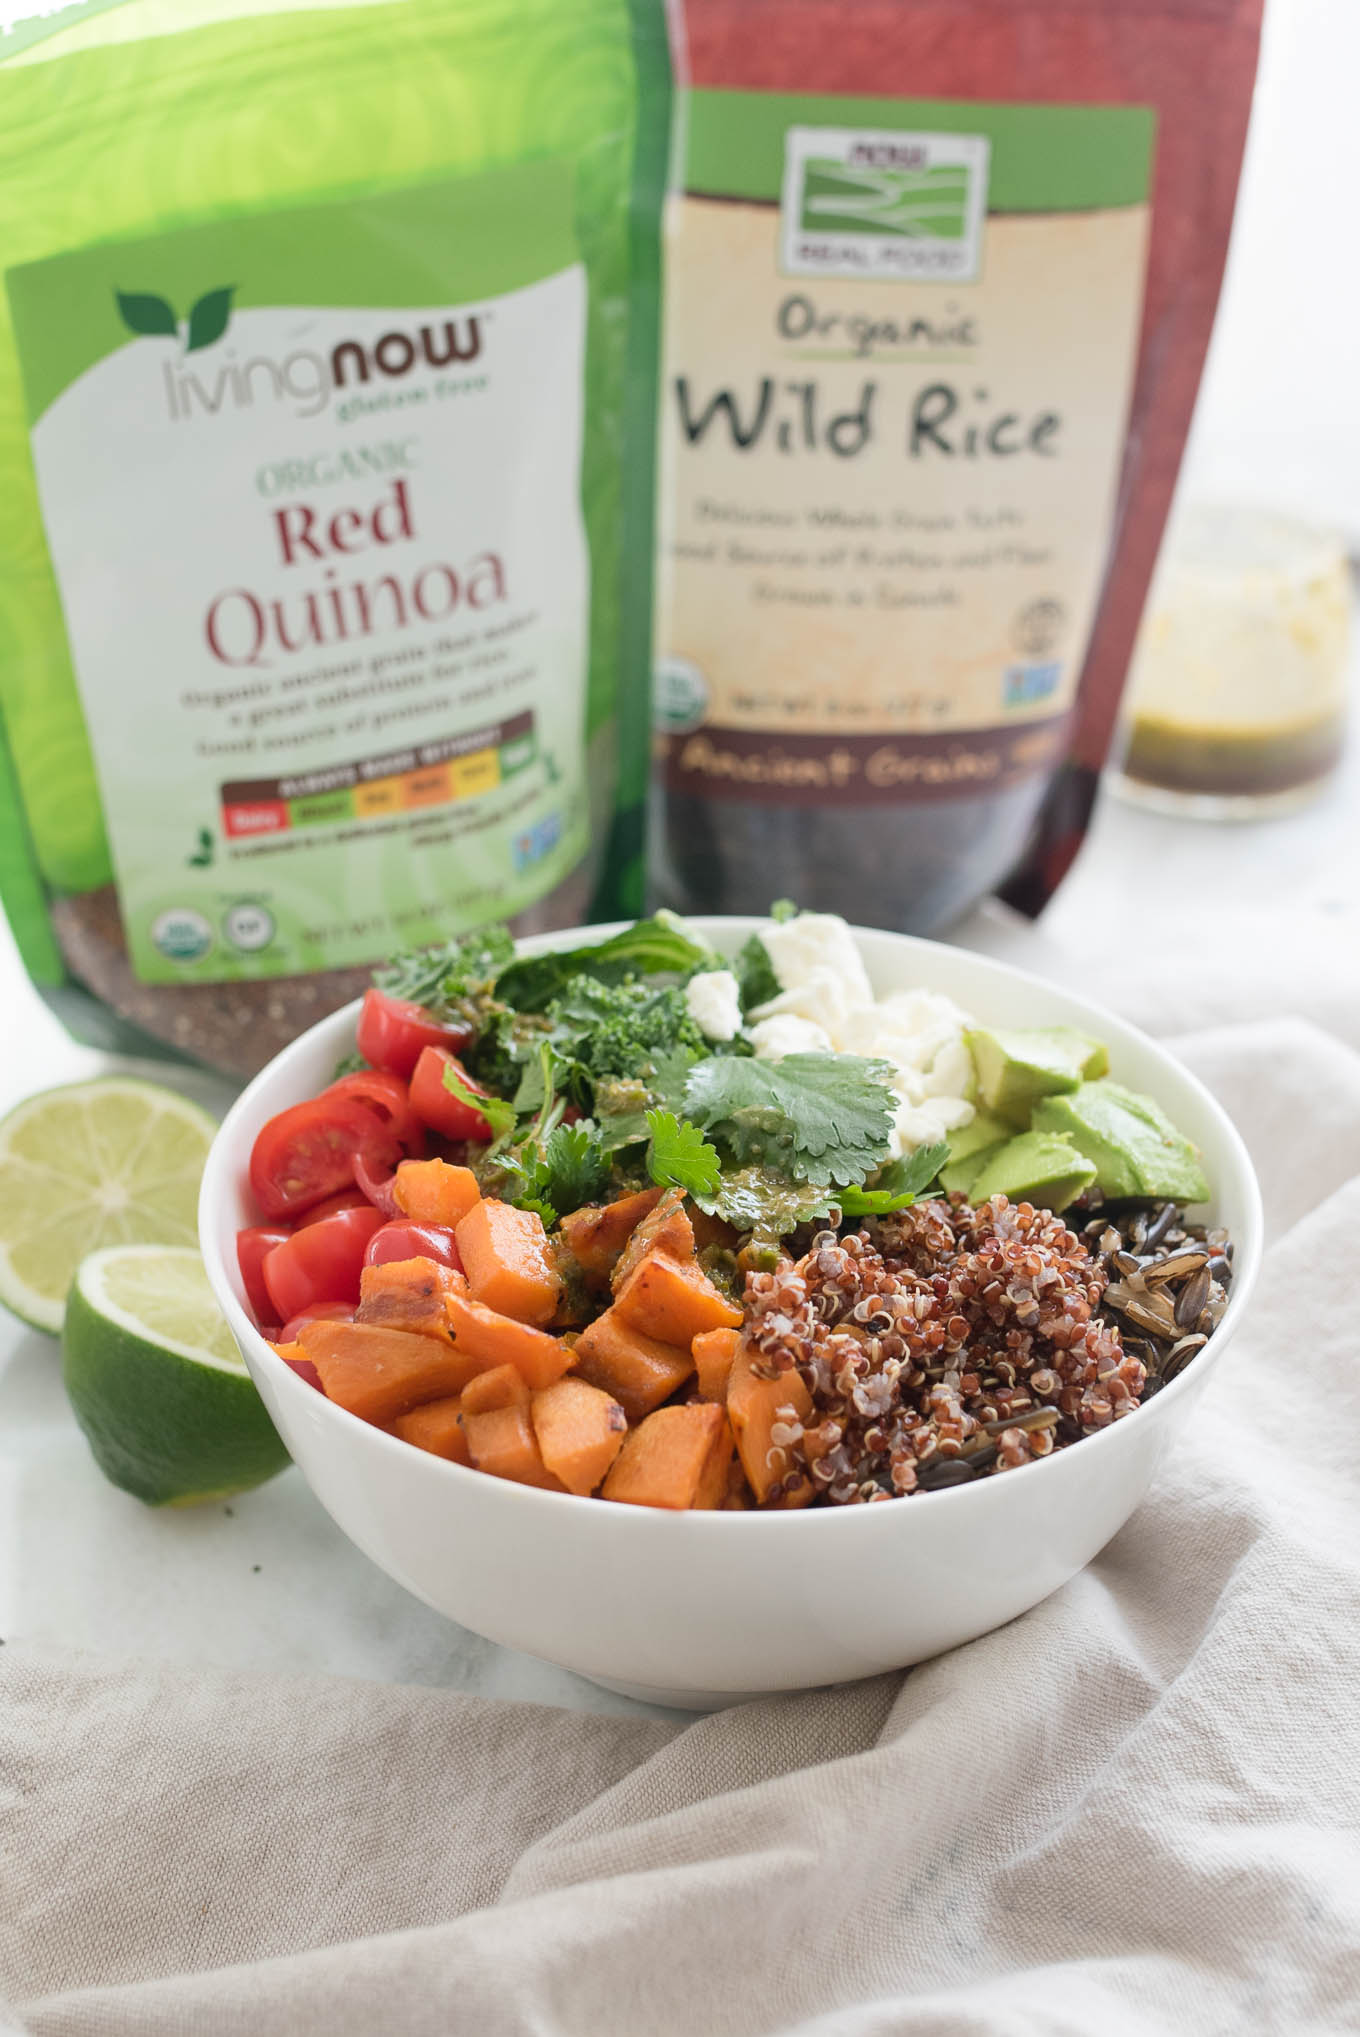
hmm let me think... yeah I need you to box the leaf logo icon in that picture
[114,285,236,349]
[186,286,235,353]
[115,290,178,337]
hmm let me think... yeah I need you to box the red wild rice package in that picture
[652,0,1263,927]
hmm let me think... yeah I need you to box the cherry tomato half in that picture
[248,1095,391,1219]
[409,1045,497,1142]
[356,988,472,1081]
[262,1203,385,1320]
[278,1299,354,1345]
[322,1069,424,1153]
[237,1224,291,1322]
[363,1218,464,1273]
[280,1353,325,1392]
[294,1188,370,1227]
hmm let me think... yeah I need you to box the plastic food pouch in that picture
[651,0,1262,929]
[0,0,669,1077]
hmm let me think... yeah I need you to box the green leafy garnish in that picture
[442,1059,516,1142]
[509,1039,580,1122]
[505,1121,611,1221]
[709,1166,836,1237]
[545,978,708,1084]
[331,1050,366,1079]
[645,1110,722,1202]
[375,926,515,1021]
[592,1076,654,1154]
[493,912,717,1013]
[682,1052,897,1187]
[770,899,798,923]
[734,932,780,1013]
[837,1140,948,1215]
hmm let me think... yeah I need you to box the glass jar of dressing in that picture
[1113,503,1352,817]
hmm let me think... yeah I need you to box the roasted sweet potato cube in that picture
[393,1158,482,1227]
[531,1377,628,1496]
[462,1403,564,1490]
[455,1199,562,1326]
[559,1187,664,1282]
[571,1306,694,1422]
[444,1289,574,1391]
[460,1363,531,1415]
[299,1319,483,1425]
[356,1256,464,1340]
[727,1345,813,1506]
[693,1410,736,1510]
[612,1187,695,1290]
[601,1403,729,1510]
[692,1327,740,1403]
[390,1396,470,1464]
[689,1208,741,1255]
[614,1250,742,1345]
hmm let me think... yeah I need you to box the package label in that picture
[7,163,589,980]
[656,90,1154,804]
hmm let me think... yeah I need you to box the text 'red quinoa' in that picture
[743,1195,1150,1503]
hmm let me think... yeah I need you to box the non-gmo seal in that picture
[150,908,214,964]
[223,902,275,953]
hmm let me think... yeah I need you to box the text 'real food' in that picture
[236,911,1232,1508]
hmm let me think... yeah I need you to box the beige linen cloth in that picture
[5,1012,1360,2035]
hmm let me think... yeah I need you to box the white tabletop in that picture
[2,655,1356,1722]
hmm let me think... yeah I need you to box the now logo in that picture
[116,283,486,422]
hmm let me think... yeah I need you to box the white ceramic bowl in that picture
[200,921,1262,1709]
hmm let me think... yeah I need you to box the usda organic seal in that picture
[151,908,215,963]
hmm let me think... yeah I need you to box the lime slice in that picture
[0,1077,217,1333]
[63,1245,291,1507]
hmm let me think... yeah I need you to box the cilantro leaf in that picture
[375,926,515,1019]
[510,1039,580,1125]
[837,1140,949,1215]
[681,1052,896,1187]
[541,1122,612,1212]
[493,913,717,1013]
[645,1110,722,1201]
[734,932,780,1013]
[769,899,798,923]
[442,1059,515,1142]
[504,1122,611,1221]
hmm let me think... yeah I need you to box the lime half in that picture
[0,1077,217,1333]
[63,1244,290,1507]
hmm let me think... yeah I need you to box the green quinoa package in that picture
[0,0,670,1077]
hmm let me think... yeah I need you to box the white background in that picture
[1179,0,1359,543]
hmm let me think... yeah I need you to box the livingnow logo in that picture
[114,285,483,423]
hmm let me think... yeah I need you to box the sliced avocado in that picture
[1032,1081,1210,1203]
[966,1026,1111,1126]
[939,1109,1011,1195]
[969,1131,1097,1212]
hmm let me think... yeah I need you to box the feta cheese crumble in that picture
[748,914,976,1159]
[684,968,743,1042]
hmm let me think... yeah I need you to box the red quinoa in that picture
[743,1195,1144,1502]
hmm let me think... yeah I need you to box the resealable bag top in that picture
[0,0,669,1076]
[651,0,1263,930]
